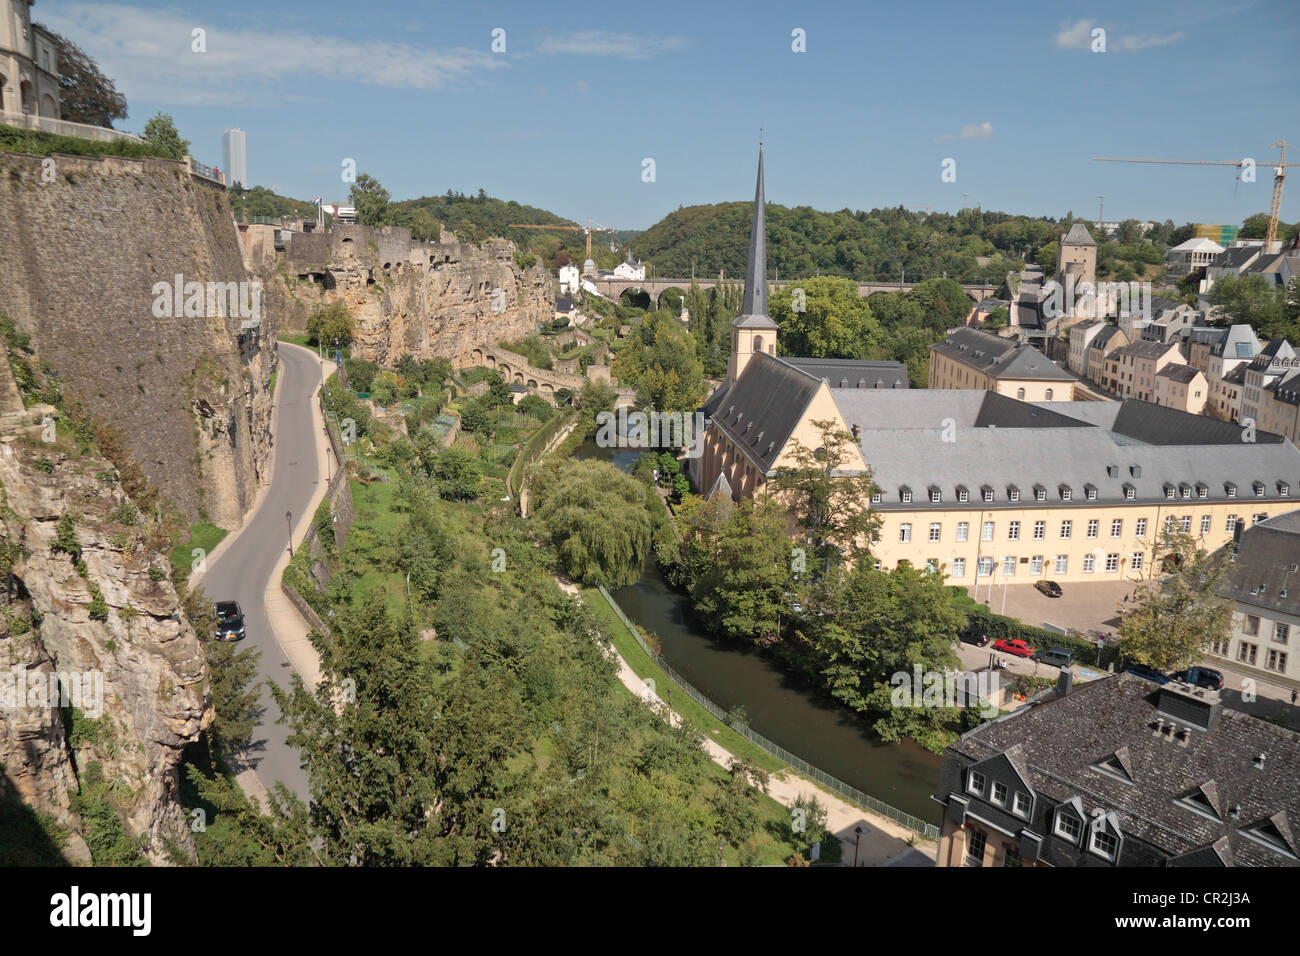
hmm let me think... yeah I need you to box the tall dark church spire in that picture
[734,144,778,330]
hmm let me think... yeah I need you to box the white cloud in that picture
[536,31,689,59]
[1113,31,1184,51]
[34,3,507,108]
[932,121,992,144]
[1053,19,1096,50]
[1053,18,1184,52]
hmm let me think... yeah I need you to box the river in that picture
[574,437,943,822]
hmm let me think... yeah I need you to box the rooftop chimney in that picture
[1056,668,1073,698]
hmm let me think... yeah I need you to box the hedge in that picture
[962,605,1122,670]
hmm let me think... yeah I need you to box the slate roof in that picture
[1267,368,1300,407]
[709,351,822,473]
[1088,325,1124,350]
[1108,400,1283,445]
[784,357,909,390]
[1109,340,1181,361]
[1061,223,1096,247]
[936,674,1300,866]
[1156,364,1202,384]
[1219,509,1300,618]
[930,327,1073,381]
[1212,246,1263,271]
[1211,325,1260,360]
[731,145,777,331]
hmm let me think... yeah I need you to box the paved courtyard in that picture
[964,580,1132,638]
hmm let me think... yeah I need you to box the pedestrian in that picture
[1292,688,1297,706]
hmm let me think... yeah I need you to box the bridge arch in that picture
[656,286,687,311]
[619,287,651,310]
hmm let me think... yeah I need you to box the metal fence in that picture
[596,585,940,841]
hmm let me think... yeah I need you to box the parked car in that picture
[1125,663,1171,685]
[214,601,246,642]
[992,638,1034,658]
[1173,666,1224,690]
[961,629,991,647]
[1032,647,1074,668]
[1035,580,1063,598]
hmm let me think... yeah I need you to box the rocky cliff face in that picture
[254,224,550,367]
[0,428,208,864]
[0,152,274,528]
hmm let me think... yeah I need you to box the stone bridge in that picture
[591,276,999,307]
[465,345,634,406]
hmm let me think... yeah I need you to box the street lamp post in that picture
[854,825,863,867]
[285,510,293,557]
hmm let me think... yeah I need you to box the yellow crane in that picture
[1093,141,1297,249]
[507,219,616,262]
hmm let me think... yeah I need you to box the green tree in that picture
[770,276,882,359]
[274,597,446,865]
[142,112,189,160]
[688,496,793,644]
[1119,532,1232,672]
[773,419,881,570]
[35,25,127,128]
[349,173,391,227]
[427,446,482,501]
[531,459,652,588]
[306,300,354,349]
[1209,274,1295,341]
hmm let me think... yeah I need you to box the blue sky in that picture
[36,0,1300,231]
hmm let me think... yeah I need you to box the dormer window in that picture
[1085,484,1097,501]
[1007,485,1020,502]
[981,486,994,503]
[967,771,985,797]
[1034,485,1046,502]
[871,491,882,504]
[900,486,913,504]
[1179,483,1192,500]
[1123,483,1136,500]
[1060,485,1072,502]
[957,486,970,503]
[1089,822,1120,862]
[1053,806,1083,844]
[1226,482,1237,498]
[1012,792,1031,818]
[1164,484,1176,500]
[929,486,942,503]
[1130,465,1142,478]
[1279,482,1290,497]
[1253,481,1266,497]
[1196,483,1208,499]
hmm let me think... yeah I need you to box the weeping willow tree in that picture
[531,459,652,588]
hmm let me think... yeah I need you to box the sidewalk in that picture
[557,579,936,867]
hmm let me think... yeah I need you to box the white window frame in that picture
[956,522,969,542]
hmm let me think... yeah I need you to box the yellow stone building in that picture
[697,151,1300,585]
[927,327,1076,401]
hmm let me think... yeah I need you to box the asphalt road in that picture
[202,343,322,801]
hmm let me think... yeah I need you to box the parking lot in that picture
[964,580,1131,638]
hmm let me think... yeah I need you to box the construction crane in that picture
[1093,141,1297,249]
[506,219,615,262]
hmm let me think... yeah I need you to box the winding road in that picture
[202,343,323,800]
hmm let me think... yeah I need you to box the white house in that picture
[612,260,646,281]
[1164,237,1224,281]
[558,263,580,295]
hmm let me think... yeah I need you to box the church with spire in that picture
[691,147,1300,590]
[694,146,909,501]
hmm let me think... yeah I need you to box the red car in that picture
[992,638,1035,658]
